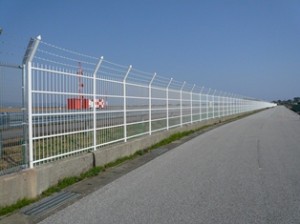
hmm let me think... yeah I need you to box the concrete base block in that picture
[34,153,94,196]
[0,169,36,207]
[0,153,93,207]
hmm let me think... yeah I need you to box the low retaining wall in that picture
[0,114,241,207]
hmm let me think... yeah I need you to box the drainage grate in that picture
[23,191,80,216]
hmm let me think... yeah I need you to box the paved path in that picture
[39,106,300,224]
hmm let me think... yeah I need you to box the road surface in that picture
[39,106,300,224]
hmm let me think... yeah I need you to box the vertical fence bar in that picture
[190,84,195,124]
[234,95,237,114]
[233,95,235,114]
[212,89,216,119]
[230,93,234,115]
[180,81,186,127]
[220,92,223,117]
[235,95,237,115]
[149,73,156,135]
[23,35,41,168]
[207,88,211,119]
[236,95,238,114]
[237,95,240,114]
[240,96,242,113]
[21,64,28,166]
[199,87,204,121]
[123,65,132,142]
[233,95,235,115]
[27,61,33,167]
[231,93,234,115]
[233,94,235,114]
[230,94,231,115]
[92,56,103,151]
[233,95,234,114]
[0,131,2,159]
[226,93,229,116]
[166,78,172,130]
[218,92,221,118]
[231,94,233,115]
[223,93,225,116]
[230,94,232,115]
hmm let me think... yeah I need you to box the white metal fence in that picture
[20,36,275,167]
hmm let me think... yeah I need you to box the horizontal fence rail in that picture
[0,35,276,173]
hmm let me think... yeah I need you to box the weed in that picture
[0,198,37,216]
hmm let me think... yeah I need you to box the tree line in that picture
[273,97,300,115]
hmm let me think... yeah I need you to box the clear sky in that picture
[1,0,300,101]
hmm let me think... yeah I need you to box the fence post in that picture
[240,97,242,113]
[180,81,186,127]
[229,93,231,115]
[231,94,234,115]
[225,93,228,116]
[230,93,232,115]
[227,93,231,116]
[224,93,227,116]
[199,87,204,121]
[232,94,235,114]
[23,35,41,168]
[207,88,211,119]
[233,95,235,115]
[218,92,221,118]
[0,130,2,159]
[92,56,104,151]
[219,91,221,117]
[166,78,172,130]
[226,93,229,116]
[231,93,234,115]
[212,89,216,119]
[236,95,238,114]
[239,95,243,113]
[21,64,28,166]
[123,65,132,142]
[149,73,156,135]
[190,84,195,124]
[224,92,227,116]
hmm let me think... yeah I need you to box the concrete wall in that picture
[0,114,242,207]
[0,153,94,207]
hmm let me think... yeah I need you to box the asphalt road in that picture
[39,106,300,224]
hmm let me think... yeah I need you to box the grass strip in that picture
[0,198,37,216]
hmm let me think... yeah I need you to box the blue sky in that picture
[1,0,300,101]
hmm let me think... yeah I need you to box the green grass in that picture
[0,198,37,216]
[0,166,105,216]
[104,155,135,169]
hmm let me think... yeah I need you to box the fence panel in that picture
[0,63,26,175]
